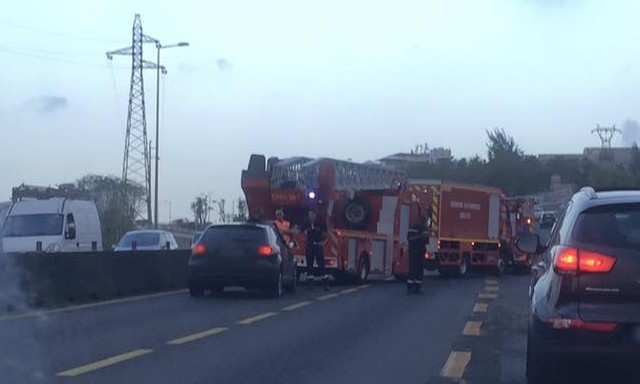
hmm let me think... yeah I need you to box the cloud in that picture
[25,95,69,115]
[621,119,640,146]
[216,58,232,70]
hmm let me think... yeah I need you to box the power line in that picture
[0,44,100,56]
[0,46,127,69]
[0,19,128,44]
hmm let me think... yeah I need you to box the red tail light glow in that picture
[549,318,617,332]
[553,246,615,273]
[192,243,206,256]
[257,245,273,256]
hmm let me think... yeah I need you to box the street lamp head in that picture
[177,42,189,47]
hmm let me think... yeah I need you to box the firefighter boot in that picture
[406,281,415,295]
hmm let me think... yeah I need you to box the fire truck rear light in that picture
[308,191,316,199]
[549,318,617,332]
[192,243,206,256]
[258,245,273,256]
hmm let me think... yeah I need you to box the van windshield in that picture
[2,214,64,237]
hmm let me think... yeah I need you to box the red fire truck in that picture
[241,154,430,282]
[392,180,531,278]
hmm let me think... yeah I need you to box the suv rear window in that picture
[200,225,267,246]
[572,203,640,251]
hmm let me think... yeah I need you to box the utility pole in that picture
[151,40,189,228]
[107,14,162,225]
[591,124,622,162]
[107,14,187,227]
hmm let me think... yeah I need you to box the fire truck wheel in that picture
[456,254,469,277]
[343,198,371,230]
[492,258,506,276]
[357,254,370,283]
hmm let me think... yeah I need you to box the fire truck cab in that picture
[241,154,429,282]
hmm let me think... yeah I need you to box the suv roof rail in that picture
[580,186,597,199]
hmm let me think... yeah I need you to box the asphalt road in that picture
[0,273,489,384]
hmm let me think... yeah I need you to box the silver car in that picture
[114,229,179,251]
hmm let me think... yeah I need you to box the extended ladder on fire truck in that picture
[269,157,408,191]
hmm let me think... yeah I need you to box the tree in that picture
[233,198,247,222]
[485,128,525,195]
[75,174,145,249]
[191,194,211,227]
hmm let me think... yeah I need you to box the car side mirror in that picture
[515,233,543,254]
[166,241,171,250]
[65,225,76,240]
[131,241,137,251]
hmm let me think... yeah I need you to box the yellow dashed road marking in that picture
[341,288,359,294]
[485,285,500,292]
[462,321,482,336]
[478,293,498,300]
[440,351,472,380]
[358,284,372,289]
[282,301,312,312]
[485,279,499,285]
[473,303,488,313]
[318,293,339,301]
[237,312,278,325]
[167,327,228,345]
[56,349,153,377]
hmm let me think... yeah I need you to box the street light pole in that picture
[152,41,189,229]
[154,43,161,228]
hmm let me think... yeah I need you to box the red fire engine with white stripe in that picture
[393,180,533,277]
[241,154,430,282]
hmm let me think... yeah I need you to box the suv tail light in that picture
[192,243,206,256]
[257,245,273,256]
[553,246,616,273]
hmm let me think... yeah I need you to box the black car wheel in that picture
[285,269,297,293]
[269,270,283,298]
[526,327,555,384]
[189,284,205,298]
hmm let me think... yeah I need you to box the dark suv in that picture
[516,187,640,383]
[188,223,297,298]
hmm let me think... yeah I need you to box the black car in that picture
[516,187,640,383]
[188,223,297,298]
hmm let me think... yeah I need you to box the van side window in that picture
[65,213,76,240]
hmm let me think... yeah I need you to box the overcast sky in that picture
[2,0,640,220]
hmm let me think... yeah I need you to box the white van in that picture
[1,198,103,253]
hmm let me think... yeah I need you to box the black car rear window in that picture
[200,226,267,246]
[572,203,640,251]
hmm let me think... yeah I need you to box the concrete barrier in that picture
[0,250,190,313]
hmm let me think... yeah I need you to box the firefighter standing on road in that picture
[407,201,428,295]
[302,209,329,291]
[274,209,292,244]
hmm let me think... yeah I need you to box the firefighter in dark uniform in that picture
[301,209,329,291]
[407,204,428,295]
